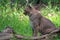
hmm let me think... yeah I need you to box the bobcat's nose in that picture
[23,10,27,15]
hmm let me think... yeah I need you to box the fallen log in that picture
[15,28,60,40]
[0,26,14,40]
[0,33,13,40]
[0,26,60,40]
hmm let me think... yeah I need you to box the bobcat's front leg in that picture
[32,26,39,40]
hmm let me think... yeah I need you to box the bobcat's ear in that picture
[27,4,33,10]
[33,4,40,10]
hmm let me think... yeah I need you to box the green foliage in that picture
[42,0,60,3]
[40,4,60,27]
[0,0,60,40]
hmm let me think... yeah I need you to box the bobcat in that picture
[23,5,56,37]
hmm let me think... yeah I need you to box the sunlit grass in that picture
[0,4,32,36]
[40,4,60,27]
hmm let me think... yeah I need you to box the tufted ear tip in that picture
[27,4,33,9]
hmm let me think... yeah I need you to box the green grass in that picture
[0,4,32,36]
[40,5,60,27]
[0,1,60,40]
